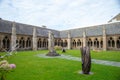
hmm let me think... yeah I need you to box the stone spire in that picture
[83,30,87,47]
[67,31,71,49]
[46,31,60,56]
[11,21,16,50]
[48,31,54,51]
[33,27,37,50]
[103,27,107,51]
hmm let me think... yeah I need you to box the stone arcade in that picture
[0,14,120,51]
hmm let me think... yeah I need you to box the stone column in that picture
[46,31,60,56]
[32,27,37,50]
[1,35,3,49]
[83,31,87,47]
[48,31,54,51]
[11,21,16,50]
[102,27,107,51]
[0,35,2,49]
[114,37,117,50]
[67,31,71,49]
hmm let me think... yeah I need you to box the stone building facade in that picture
[0,16,120,51]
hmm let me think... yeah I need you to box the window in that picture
[94,38,99,48]
[37,38,41,48]
[26,37,31,48]
[108,37,115,48]
[117,37,120,48]
[77,39,81,46]
[2,36,10,50]
[19,37,25,48]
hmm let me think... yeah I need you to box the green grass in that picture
[57,50,120,62]
[0,50,120,80]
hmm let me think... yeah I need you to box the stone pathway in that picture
[37,54,120,67]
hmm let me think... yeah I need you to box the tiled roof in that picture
[0,19,120,38]
[0,19,60,38]
[60,22,120,38]
[36,27,60,38]
[105,22,120,35]
[16,23,33,35]
[0,19,12,33]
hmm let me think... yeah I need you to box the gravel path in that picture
[37,54,120,67]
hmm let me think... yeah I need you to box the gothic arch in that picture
[87,38,92,47]
[55,39,57,46]
[94,38,99,48]
[64,40,67,47]
[77,39,81,46]
[117,37,120,48]
[19,37,25,48]
[58,39,61,46]
[100,40,103,48]
[26,37,31,48]
[2,36,10,50]
[43,38,47,47]
[72,39,76,47]
[37,38,42,48]
[46,39,48,47]
[60,40,63,47]
[108,37,115,48]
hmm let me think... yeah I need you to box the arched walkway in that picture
[37,38,42,48]
[26,37,31,48]
[19,37,25,48]
[72,39,76,48]
[108,37,115,48]
[2,36,10,50]
[94,38,99,48]
[77,39,81,47]
[117,37,120,48]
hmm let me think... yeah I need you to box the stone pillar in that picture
[32,27,37,50]
[0,36,1,49]
[102,27,107,51]
[67,31,71,49]
[0,35,3,49]
[83,31,87,47]
[114,37,117,49]
[46,31,60,56]
[11,21,16,50]
[48,31,54,51]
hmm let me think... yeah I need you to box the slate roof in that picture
[0,19,12,33]
[0,19,60,38]
[86,25,103,36]
[60,22,120,38]
[0,19,120,38]
[16,23,33,35]
[36,27,60,38]
[105,22,120,35]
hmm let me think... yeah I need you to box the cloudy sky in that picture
[0,0,120,30]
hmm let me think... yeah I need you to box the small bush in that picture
[54,46,62,50]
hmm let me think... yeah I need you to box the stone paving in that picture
[37,54,120,67]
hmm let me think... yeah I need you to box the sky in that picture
[0,0,120,30]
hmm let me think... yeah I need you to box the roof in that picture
[60,22,120,38]
[0,19,120,38]
[0,19,60,38]
[108,13,120,23]
[0,19,12,33]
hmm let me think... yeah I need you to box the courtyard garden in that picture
[0,50,120,80]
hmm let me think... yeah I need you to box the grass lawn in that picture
[57,50,120,62]
[0,50,119,80]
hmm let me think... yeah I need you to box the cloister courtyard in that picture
[0,49,120,80]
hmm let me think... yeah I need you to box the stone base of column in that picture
[46,50,60,56]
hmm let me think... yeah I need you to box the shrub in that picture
[54,46,62,50]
